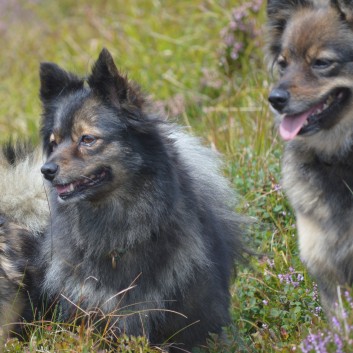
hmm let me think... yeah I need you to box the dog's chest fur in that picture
[282,140,353,305]
[40,194,210,324]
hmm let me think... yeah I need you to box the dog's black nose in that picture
[268,88,290,112]
[41,162,59,181]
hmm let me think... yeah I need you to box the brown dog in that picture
[267,0,353,311]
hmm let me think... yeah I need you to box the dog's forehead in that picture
[281,7,346,57]
[53,93,108,135]
[52,91,86,132]
[52,93,124,138]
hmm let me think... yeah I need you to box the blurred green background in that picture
[0,0,268,148]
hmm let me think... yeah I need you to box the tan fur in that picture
[296,213,341,305]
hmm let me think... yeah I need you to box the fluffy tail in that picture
[0,142,48,235]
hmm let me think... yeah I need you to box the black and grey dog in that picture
[0,49,247,351]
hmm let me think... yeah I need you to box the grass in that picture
[0,0,348,352]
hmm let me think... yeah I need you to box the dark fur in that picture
[267,0,353,310]
[0,49,246,351]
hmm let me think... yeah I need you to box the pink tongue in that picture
[279,103,323,140]
[56,184,73,195]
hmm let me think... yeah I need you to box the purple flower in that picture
[334,333,344,353]
[332,316,341,329]
[273,183,281,192]
[297,273,304,282]
[313,306,322,317]
[230,49,239,61]
[219,0,263,74]
[344,290,353,308]
[267,258,275,268]
[229,21,237,30]
[224,33,235,47]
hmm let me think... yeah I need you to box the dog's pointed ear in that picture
[88,48,144,109]
[40,63,83,102]
[331,0,353,23]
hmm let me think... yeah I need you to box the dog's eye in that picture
[80,135,97,146]
[276,57,287,73]
[312,59,333,69]
[48,134,57,153]
[48,140,57,153]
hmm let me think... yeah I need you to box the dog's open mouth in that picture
[54,167,111,200]
[279,88,351,140]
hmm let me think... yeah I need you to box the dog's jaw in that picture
[278,88,351,141]
[280,104,321,141]
[53,167,112,201]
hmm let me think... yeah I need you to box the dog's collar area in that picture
[109,248,128,269]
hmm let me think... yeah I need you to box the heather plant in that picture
[219,0,264,77]
[300,289,353,353]
[235,258,322,351]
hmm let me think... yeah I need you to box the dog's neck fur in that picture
[287,136,353,165]
[286,117,353,163]
[50,194,160,256]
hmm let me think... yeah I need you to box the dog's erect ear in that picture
[267,0,312,56]
[88,48,144,109]
[40,63,83,102]
[331,0,353,23]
